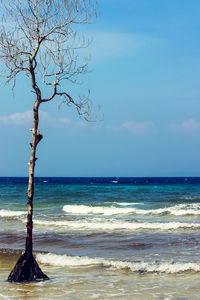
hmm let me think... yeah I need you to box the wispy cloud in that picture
[0,111,33,125]
[168,119,200,133]
[0,111,83,129]
[109,121,157,134]
[84,31,156,62]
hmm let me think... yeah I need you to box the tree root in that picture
[8,252,49,282]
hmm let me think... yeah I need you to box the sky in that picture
[1,0,200,177]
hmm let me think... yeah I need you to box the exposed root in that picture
[8,252,49,282]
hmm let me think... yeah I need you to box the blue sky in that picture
[1,0,200,177]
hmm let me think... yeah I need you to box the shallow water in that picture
[1,177,200,299]
[1,254,200,299]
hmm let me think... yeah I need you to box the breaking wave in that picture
[0,209,26,217]
[63,205,133,215]
[32,219,200,231]
[62,203,200,216]
[116,202,144,206]
[36,253,200,274]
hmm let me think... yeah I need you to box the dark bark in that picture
[7,252,48,282]
[8,65,49,282]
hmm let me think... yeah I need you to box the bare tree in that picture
[0,0,97,282]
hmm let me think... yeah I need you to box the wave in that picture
[62,203,200,216]
[0,293,10,299]
[32,219,200,231]
[36,253,200,274]
[116,202,144,206]
[133,204,200,216]
[0,209,26,217]
[63,205,134,215]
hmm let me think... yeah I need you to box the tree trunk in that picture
[8,101,49,282]
[26,100,40,257]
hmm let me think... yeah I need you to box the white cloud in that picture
[0,111,158,135]
[0,111,32,125]
[168,119,200,133]
[0,110,53,125]
[0,110,86,129]
[109,121,157,134]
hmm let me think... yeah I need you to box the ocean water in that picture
[0,177,200,299]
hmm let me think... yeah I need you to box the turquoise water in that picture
[1,177,200,299]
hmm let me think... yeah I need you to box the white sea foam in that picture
[0,293,11,299]
[63,205,133,215]
[36,253,200,274]
[116,202,144,206]
[161,203,200,216]
[0,209,26,217]
[62,203,200,216]
[32,219,200,231]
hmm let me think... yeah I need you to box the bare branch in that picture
[0,0,98,119]
[56,90,92,121]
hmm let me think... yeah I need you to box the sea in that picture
[0,177,200,299]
